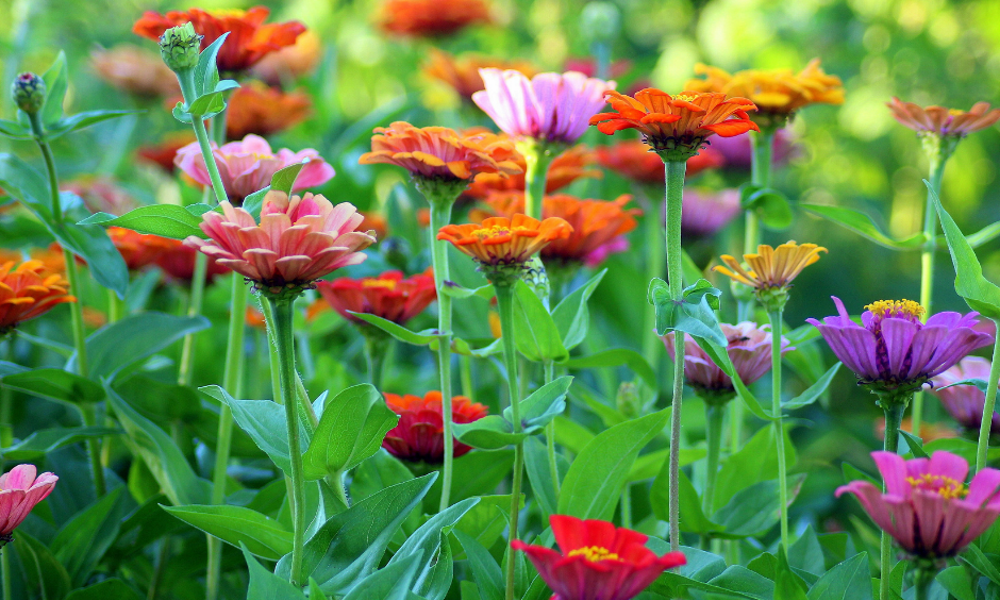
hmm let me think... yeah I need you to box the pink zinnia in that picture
[0,464,58,544]
[174,134,335,205]
[473,69,615,144]
[185,191,377,291]
[837,450,1000,558]
[930,356,1000,435]
[681,188,741,237]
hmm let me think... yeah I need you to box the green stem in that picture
[1,342,13,449]
[879,401,906,600]
[739,129,774,319]
[178,252,208,387]
[976,320,1000,472]
[1,545,10,600]
[496,284,524,600]
[80,403,106,497]
[521,140,556,221]
[460,354,474,400]
[363,333,388,390]
[621,484,632,529]
[108,288,125,323]
[767,309,789,551]
[176,69,228,206]
[147,538,170,600]
[269,297,306,587]
[664,158,687,552]
[642,186,665,371]
[728,400,744,454]
[703,403,725,516]
[913,567,935,600]
[543,361,560,495]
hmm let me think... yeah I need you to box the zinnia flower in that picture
[836,451,1000,559]
[662,322,791,403]
[474,70,615,145]
[512,514,686,600]
[225,81,311,140]
[316,269,436,326]
[709,130,794,171]
[0,464,58,545]
[595,140,723,184]
[424,49,536,100]
[108,227,176,271]
[806,297,993,397]
[185,191,377,293]
[681,188,741,237]
[63,177,138,217]
[0,260,75,334]
[174,134,335,205]
[359,211,389,240]
[887,98,1000,139]
[137,132,196,174]
[437,214,573,273]
[382,391,488,462]
[589,89,758,160]
[714,241,826,310]
[251,29,322,85]
[465,144,600,199]
[90,45,180,98]
[377,0,491,37]
[929,356,1000,435]
[133,7,305,73]
[155,240,230,284]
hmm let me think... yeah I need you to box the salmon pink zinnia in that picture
[0,464,58,545]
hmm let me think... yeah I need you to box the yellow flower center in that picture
[905,474,968,500]
[865,299,925,321]
[362,278,397,290]
[674,93,698,102]
[471,225,530,241]
[208,9,248,17]
[567,546,620,562]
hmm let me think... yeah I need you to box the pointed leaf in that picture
[243,545,307,600]
[1,426,119,460]
[1,368,104,406]
[202,385,295,473]
[79,204,210,239]
[41,51,69,126]
[801,203,926,250]
[513,280,568,362]
[559,348,656,391]
[53,487,126,587]
[342,552,424,600]
[552,269,606,350]
[45,109,142,141]
[164,504,293,560]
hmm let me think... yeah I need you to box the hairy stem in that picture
[428,198,456,511]
[880,401,906,600]
[703,403,725,517]
[767,310,789,551]
[496,284,524,600]
[664,158,687,552]
[642,186,666,373]
[739,129,774,319]
[544,360,560,495]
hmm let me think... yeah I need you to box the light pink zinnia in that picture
[837,450,1000,558]
[930,356,1000,435]
[663,322,792,400]
[0,464,58,544]
[681,188,741,237]
[473,69,615,144]
[185,191,377,291]
[174,134,335,205]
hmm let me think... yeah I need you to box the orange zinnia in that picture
[90,45,180,98]
[133,7,305,73]
[465,144,600,199]
[0,260,75,334]
[251,29,322,86]
[359,212,389,240]
[589,89,759,160]
[715,241,826,291]
[108,227,177,271]
[423,49,535,100]
[887,98,1000,139]
[595,140,723,184]
[225,81,311,140]
[378,0,491,38]
[437,214,572,268]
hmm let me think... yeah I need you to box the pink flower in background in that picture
[681,188,741,237]
[583,235,629,268]
[185,191,376,291]
[930,356,1000,435]
[473,69,615,144]
[174,134,335,205]
[0,465,58,544]
[837,450,1000,558]
[710,128,795,170]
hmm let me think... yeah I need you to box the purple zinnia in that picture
[930,356,1000,436]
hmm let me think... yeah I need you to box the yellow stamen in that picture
[362,278,397,290]
[471,225,531,240]
[208,9,247,17]
[567,546,620,562]
[674,93,698,102]
[905,474,968,500]
[865,299,925,320]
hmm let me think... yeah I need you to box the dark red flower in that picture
[512,514,686,600]
[155,239,231,284]
[382,392,488,462]
[316,269,435,326]
[137,132,196,174]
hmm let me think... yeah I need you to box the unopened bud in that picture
[616,381,641,418]
[521,256,551,310]
[159,23,203,72]
[580,2,621,46]
[12,72,45,115]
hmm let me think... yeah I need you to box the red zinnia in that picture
[108,227,176,271]
[316,269,436,326]
[382,391,488,463]
[512,514,686,600]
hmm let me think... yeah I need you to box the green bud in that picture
[159,23,203,72]
[521,256,551,309]
[580,2,621,45]
[12,72,46,115]
[615,381,641,419]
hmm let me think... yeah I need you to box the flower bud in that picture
[580,2,621,46]
[616,381,641,419]
[521,256,551,309]
[12,72,46,115]
[159,23,203,72]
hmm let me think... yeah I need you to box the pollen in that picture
[865,299,925,321]
[471,225,530,240]
[568,546,620,562]
[362,278,398,291]
[905,474,968,500]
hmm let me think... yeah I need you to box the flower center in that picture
[567,546,620,562]
[674,93,698,102]
[362,278,397,291]
[209,9,248,18]
[864,299,925,326]
[905,474,968,500]
[471,225,530,241]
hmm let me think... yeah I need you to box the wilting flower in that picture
[0,464,58,544]
[590,89,758,160]
[316,269,436,326]
[382,391,488,462]
[424,49,535,100]
[512,514,687,600]
[90,45,180,98]
[807,298,993,398]
[251,29,322,85]
[465,144,600,199]
[137,132,196,174]
[714,241,826,310]
[377,0,491,37]
[681,188,741,237]
[175,134,335,205]
[108,227,176,271]
[474,70,615,145]
[595,140,724,184]
[663,322,791,403]
[133,7,305,73]
[155,240,230,284]
[887,98,1000,139]
[929,356,1000,436]
[185,191,376,294]
[63,177,138,216]
[0,260,74,334]
[837,451,1000,558]
[225,81,311,140]
[686,60,844,128]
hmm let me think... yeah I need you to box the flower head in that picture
[377,0,491,37]
[837,451,1000,559]
[424,49,536,100]
[465,144,600,199]
[474,70,615,145]
[382,391,488,462]
[807,297,993,398]
[929,356,1000,435]
[63,177,139,217]
[108,227,176,271]
[714,241,826,310]
[0,464,58,544]
[682,188,741,237]
[251,29,322,85]
[887,98,1000,139]
[316,269,436,326]
[595,140,723,184]
[133,7,306,73]
[155,239,230,284]
[90,45,180,98]
[137,132,196,174]
[12,73,45,115]
[174,134,334,205]
[663,322,791,403]
[512,514,686,600]
[589,89,759,160]
[0,260,75,335]
[185,191,376,296]
[225,81,311,140]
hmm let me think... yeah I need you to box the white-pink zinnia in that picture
[0,464,58,542]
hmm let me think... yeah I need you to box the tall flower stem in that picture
[178,252,209,386]
[664,158,687,552]
[495,283,524,600]
[544,360,560,495]
[1,545,10,600]
[913,566,936,600]
[976,320,1000,472]
[767,309,789,551]
[176,71,228,206]
[641,186,665,373]
[268,296,307,586]
[519,139,556,221]
[738,129,774,322]
[363,331,389,389]
[879,399,906,600]
[702,402,725,516]
[108,289,125,322]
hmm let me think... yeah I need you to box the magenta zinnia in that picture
[930,356,1000,435]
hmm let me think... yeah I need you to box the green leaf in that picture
[1,368,104,406]
[454,530,504,600]
[243,186,271,221]
[303,384,399,480]
[0,152,56,218]
[963,221,1000,249]
[513,280,568,362]
[557,408,670,520]
[801,203,926,250]
[187,91,228,117]
[164,504,293,560]
[551,269,606,350]
[649,277,727,346]
[342,552,424,600]
[388,498,478,600]
[53,487,126,587]
[454,377,570,450]
[453,494,520,554]
[743,187,793,230]
[958,544,1000,585]
[898,429,929,458]
[244,545,308,600]
[271,162,307,195]
[806,553,872,600]
[713,424,796,512]
[0,118,31,139]
[79,204,210,240]
[935,565,977,600]
[45,109,142,141]
[53,215,130,297]
[41,51,69,126]
[774,546,809,600]
[13,530,72,600]
[194,33,230,97]
[560,348,657,391]
[66,579,143,600]
[350,312,437,345]
[781,362,841,412]
[424,450,515,508]
[202,385,295,472]
[502,376,571,432]
[439,283,494,300]
[712,474,807,538]
[523,437,558,517]
[1,426,119,460]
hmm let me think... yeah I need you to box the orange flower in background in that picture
[155,239,230,284]
[245,305,267,330]
[438,214,573,267]
[316,269,436,326]
[359,211,389,240]
[378,0,491,38]
[595,140,724,184]
[251,29,322,85]
[133,7,305,73]
[137,132,197,174]
[360,122,521,182]
[423,49,536,100]
[417,208,431,228]
[63,177,138,217]
[887,98,1000,138]
[108,227,176,271]
[90,45,180,98]
[29,244,67,275]
[225,81,312,140]
[0,260,75,334]
[590,89,758,159]
[382,391,488,462]
[465,144,601,199]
